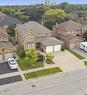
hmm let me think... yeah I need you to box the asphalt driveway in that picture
[0,75,22,86]
[73,48,87,58]
[0,62,18,75]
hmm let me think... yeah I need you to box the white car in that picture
[8,58,18,70]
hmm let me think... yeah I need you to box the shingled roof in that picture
[0,15,22,26]
[37,37,63,46]
[0,31,8,38]
[0,42,15,49]
[16,21,52,36]
[58,20,82,31]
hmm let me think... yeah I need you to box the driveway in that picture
[53,50,86,72]
[0,75,22,86]
[0,62,18,75]
[73,48,87,59]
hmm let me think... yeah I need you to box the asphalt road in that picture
[0,75,22,86]
[0,68,87,95]
[0,62,18,74]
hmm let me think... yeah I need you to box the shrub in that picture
[61,45,65,51]
[20,51,26,58]
[46,53,54,63]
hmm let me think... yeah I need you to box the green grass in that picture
[17,58,43,71]
[66,48,85,60]
[24,67,62,79]
[84,61,87,66]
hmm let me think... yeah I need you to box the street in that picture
[0,68,87,95]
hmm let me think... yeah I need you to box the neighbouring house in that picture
[15,21,63,53]
[0,12,22,27]
[0,27,16,63]
[68,12,78,20]
[53,20,86,48]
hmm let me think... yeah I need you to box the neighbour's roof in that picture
[0,42,15,49]
[16,21,52,36]
[58,20,82,31]
[0,31,8,38]
[0,15,22,26]
[37,37,63,46]
[0,12,6,17]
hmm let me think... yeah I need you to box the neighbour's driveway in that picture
[0,75,22,86]
[73,48,87,58]
[53,50,86,72]
[0,62,18,75]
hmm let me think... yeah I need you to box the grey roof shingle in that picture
[37,37,63,46]
[58,20,82,31]
[0,15,22,26]
[16,21,52,36]
[0,42,15,49]
[0,32,8,38]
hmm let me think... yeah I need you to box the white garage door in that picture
[54,45,61,52]
[70,43,76,48]
[46,46,53,53]
[0,54,3,62]
[5,53,13,60]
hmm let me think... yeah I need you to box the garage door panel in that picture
[5,53,13,60]
[0,54,3,62]
[54,45,61,52]
[70,43,76,48]
[46,46,53,53]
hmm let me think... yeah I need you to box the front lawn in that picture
[17,58,44,71]
[24,67,62,79]
[66,48,85,60]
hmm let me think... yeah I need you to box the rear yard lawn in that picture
[66,48,85,60]
[17,58,44,71]
[24,67,62,79]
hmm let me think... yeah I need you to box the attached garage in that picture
[54,45,61,52]
[70,43,76,48]
[0,54,3,62]
[0,42,16,63]
[46,44,62,53]
[70,42,81,48]
[46,46,53,53]
[39,37,63,53]
[4,53,13,60]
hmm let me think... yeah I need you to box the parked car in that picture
[8,58,18,70]
[80,42,87,52]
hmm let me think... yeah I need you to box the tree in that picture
[43,9,68,29]
[78,11,87,20]
[20,51,26,58]
[7,24,16,37]
[21,5,47,22]
[83,31,87,41]
[26,48,39,64]
[46,53,54,63]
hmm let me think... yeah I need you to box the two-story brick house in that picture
[53,20,85,48]
[0,27,16,62]
[15,21,63,53]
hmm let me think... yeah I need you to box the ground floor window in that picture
[27,43,35,49]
